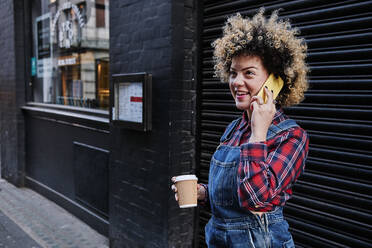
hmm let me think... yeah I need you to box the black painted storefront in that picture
[1,0,200,247]
[22,104,110,235]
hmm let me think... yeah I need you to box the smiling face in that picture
[229,55,269,111]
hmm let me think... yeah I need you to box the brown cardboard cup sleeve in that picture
[174,175,198,208]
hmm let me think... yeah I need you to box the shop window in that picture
[31,0,110,110]
[95,0,106,28]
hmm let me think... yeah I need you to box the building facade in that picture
[0,0,371,247]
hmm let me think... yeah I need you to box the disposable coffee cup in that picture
[174,175,198,208]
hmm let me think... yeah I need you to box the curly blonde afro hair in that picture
[212,8,309,107]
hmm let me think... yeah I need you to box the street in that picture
[0,180,108,248]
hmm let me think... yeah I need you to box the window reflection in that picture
[32,0,109,110]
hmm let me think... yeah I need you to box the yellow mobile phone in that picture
[257,74,284,103]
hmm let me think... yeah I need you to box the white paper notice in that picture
[118,82,143,123]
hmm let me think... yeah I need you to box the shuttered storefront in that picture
[197,0,372,247]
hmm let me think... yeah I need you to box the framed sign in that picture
[111,72,152,131]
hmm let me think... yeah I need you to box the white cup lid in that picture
[174,174,198,182]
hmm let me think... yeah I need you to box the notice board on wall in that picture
[111,73,152,131]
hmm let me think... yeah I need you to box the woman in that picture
[172,9,309,248]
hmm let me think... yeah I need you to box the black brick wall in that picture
[168,0,200,247]
[109,0,198,247]
[0,0,28,186]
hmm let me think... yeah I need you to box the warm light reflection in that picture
[32,0,110,109]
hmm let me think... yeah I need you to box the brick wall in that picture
[0,0,27,185]
[168,0,199,247]
[109,0,172,246]
[109,0,198,247]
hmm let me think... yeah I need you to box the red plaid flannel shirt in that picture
[200,109,309,212]
[233,109,309,212]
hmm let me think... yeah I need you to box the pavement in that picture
[0,179,109,248]
[0,209,41,248]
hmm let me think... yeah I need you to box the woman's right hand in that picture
[171,177,206,202]
[249,87,276,143]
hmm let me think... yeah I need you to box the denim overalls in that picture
[205,118,298,248]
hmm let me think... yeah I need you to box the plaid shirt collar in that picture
[237,108,285,131]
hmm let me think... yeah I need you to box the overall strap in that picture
[266,119,299,140]
[219,117,242,143]
[220,118,298,143]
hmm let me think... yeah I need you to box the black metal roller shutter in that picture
[197,1,372,247]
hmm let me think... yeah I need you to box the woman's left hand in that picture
[171,177,207,202]
[249,87,276,143]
